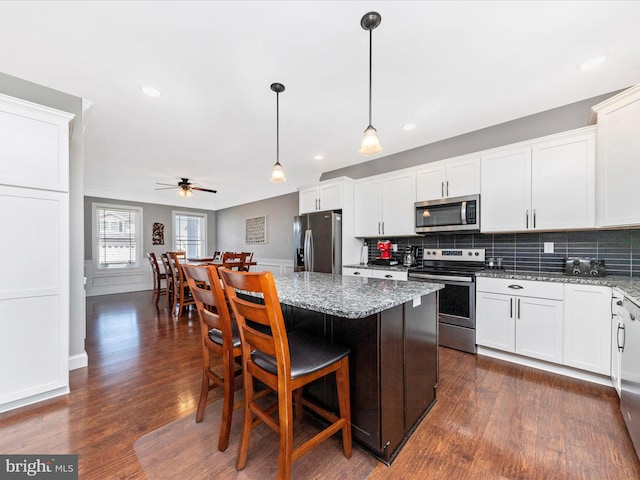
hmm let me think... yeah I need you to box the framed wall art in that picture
[152,222,164,245]
[245,215,266,244]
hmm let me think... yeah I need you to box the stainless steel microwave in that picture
[415,194,480,234]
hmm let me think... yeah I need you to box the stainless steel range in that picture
[409,248,485,354]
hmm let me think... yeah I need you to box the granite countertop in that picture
[265,271,443,319]
[343,263,411,272]
[475,270,640,307]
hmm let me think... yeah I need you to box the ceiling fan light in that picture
[178,186,193,197]
[270,162,287,183]
[359,125,383,155]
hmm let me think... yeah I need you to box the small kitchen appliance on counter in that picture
[403,246,417,267]
[372,240,398,266]
[564,257,606,276]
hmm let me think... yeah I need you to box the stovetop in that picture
[409,248,486,279]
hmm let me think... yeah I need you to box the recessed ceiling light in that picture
[579,55,607,71]
[403,123,416,131]
[314,155,324,161]
[141,86,162,97]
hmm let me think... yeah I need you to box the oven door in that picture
[438,279,475,329]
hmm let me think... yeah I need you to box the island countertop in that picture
[266,271,443,319]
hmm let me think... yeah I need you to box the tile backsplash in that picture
[365,229,640,277]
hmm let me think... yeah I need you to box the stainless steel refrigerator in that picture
[294,211,342,274]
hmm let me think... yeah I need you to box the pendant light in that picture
[270,82,287,183]
[359,11,383,156]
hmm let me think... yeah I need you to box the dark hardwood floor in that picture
[1,290,639,479]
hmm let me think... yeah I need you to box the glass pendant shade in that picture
[270,162,286,183]
[359,125,383,155]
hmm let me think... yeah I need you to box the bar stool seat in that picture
[252,331,349,379]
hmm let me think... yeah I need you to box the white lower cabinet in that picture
[611,290,625,396]
[476,278,564,364]
[342,267,407,281]
[563,284,612,376]
[477,277,617,379]
[342,267,372,278]
[371,269,407,281]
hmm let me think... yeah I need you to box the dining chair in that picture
[146,252,167,306]
[221,252,246,271]
[183,264,243,451]
[167,251,195,317]
[219,268,352,480]
[160,253,174,309]
[238,252,254,271]
[212,251,222,261]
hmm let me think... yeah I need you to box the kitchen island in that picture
[265,272,443,463]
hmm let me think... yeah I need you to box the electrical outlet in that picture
[543,242,554,254]
[392,244,398,252]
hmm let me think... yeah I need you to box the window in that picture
[173,212,207,259]
[93,203,143,270]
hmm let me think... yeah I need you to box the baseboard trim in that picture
[69,352,88,370]
[477,346,613,388]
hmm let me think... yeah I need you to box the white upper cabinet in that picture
[480,146,531,232]
[298,178,347,214]
[354,170,417,237]
[591,84,640,227]
[0,94,74,192]
[416,155,480,201]
[481,127,595,233]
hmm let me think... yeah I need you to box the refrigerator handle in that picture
[304,229,313,272]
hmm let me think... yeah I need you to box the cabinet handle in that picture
[353,271,361,275]
[508,284,523,289]
[315,198,318,210]
[526,210,529,229]
[510,298,513,318]
[517,298,521,319]
[446,180,449,197]
[533,209,536,228]
[618,323,625,352]
[382,221,385,235]
[378,222,381,235]
[384,274,393,278]
[318,198,321,210]
[441,181,444,198]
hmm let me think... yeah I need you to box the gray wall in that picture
[0,72,86,363]
[84,196,217,259]
[321,90,624,181]
[215,192,298,259]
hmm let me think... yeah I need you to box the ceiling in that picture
[1,1,639,211]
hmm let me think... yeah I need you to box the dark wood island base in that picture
[282,292,438,463]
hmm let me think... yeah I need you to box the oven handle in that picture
[409,273,474,283]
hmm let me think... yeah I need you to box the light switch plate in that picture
[544,242,554,254]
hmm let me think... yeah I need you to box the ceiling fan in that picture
[155,178,217,197]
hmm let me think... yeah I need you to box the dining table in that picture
[186,258,258,267]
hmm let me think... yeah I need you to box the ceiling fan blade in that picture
[155,187,178,190]
[156,182,178,187]
[192,187,217,194]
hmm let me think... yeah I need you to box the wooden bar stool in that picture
[219,268,352,480]
[183,265,243,451]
